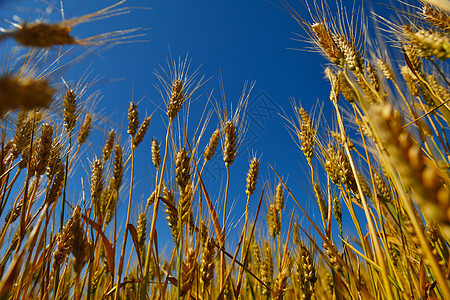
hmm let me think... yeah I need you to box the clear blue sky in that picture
[1,0,380,252]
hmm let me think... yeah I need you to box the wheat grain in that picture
[34,123,53,176]
[102,130,115,161]
[151,138,161,168]
[200,237,216,292]
[246,157,259,196]
[77,114,92,145]
[175,147,190,189]
[204,129,220,162]
[63,90,77,133]
[223,120,237,167]
[127,102,139,137]
[132,116,151,149]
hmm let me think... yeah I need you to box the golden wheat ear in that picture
[0,76,54,117]
[0,1,145,48]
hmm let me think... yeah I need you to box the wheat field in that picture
[0,0,449,299]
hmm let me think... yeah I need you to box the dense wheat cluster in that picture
[0,0,449,299]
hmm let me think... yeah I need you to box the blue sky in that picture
[1,0,379,252]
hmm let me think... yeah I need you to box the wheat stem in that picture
[114,149,135,300]
[220,165,231,291]
[332,97,394,300]
[142,119,172,299]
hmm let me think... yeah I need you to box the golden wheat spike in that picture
[0,1,143,47]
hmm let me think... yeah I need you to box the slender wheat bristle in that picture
[127,102,139,137]
[78,114,92,145]
[132,116,151,149]
[102,130,115,161]
[151,138,161,168]
[246,157,259,196]
[63,90,77,132]
[204,129,220,162]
